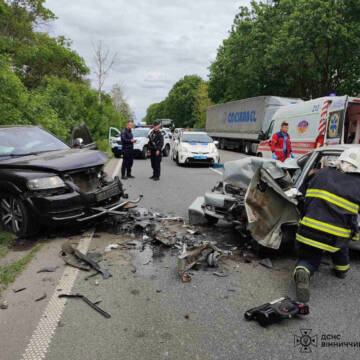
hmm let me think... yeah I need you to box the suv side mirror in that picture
[73,138,84,149]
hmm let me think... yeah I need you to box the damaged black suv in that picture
[0,125,125,237]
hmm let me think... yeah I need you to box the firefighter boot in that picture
[294,268,310,303]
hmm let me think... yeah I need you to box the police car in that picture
[172,131,220,166]
[109,126,171,159]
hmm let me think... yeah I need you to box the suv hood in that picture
[0,149,108,172]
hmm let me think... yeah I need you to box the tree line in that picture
[0,0,132,151]
[144,0,360,127]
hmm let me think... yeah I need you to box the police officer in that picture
[271,121,295,162]
[148,121,164,181]
[294,148,360,302]
[121,120,136,180]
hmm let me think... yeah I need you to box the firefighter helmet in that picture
[338,147,360,173]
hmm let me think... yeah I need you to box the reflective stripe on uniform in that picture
[300,217,351,238]
[306,189,359,214]
[293,265,311,278]
[333,264,350,271]
[296,233,340,253]
[353,233,359,241]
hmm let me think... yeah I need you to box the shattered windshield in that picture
[0,127,69,158]
[182,134,213,143]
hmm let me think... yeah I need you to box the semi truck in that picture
[206,96,302,154]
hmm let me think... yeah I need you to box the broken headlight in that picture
[27,176,66,190]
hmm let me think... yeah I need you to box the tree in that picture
[193,82,213,129]
[110,84,134,121]
[208,0,360,103]
[92,40,116,104]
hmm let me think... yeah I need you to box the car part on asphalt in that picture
[37,266,60,273]
[61,241,111,278]
[259,258,273,269]
[59,293,111,319]
[13,287,26,293]
[35,293,47,302]
[244,296,309,327]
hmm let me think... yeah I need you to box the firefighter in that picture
[271,121,295,162]
[294,148,360,303]
[148,120,164,181]
[121,120,136,180]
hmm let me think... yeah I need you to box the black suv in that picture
[0,125,125,237]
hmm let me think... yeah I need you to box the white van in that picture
[257,95,360,158]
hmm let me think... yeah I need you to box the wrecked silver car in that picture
[189,145,360,251]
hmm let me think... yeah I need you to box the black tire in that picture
[244,143,251,155]
[141,146,148,159]
[205,214,219,225]
[0,196,36,237]
[220,139,225,150]
[176,152,180,165]
[114,153,121,158]
[163,144,170,157]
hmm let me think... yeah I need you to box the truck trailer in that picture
[206,96,302,154]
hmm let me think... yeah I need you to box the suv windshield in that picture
[0,127,69,158]
[181,134,213,143]
[133,129,149,138]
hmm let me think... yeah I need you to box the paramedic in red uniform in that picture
[270,121,295,162]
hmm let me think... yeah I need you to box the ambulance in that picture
[257,95,360,158]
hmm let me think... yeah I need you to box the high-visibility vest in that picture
[297,167,360,252]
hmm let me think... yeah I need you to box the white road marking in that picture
[210,167,223,176]
[21,162,120,360]
[22,232,93,360]
[112,158,122,178]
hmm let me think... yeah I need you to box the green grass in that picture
[0,243,42,290]
[0,231,15,259]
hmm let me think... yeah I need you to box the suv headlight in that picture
[27,176,66,190]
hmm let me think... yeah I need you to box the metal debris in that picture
[59,293,111,318]
[177,243,231,279]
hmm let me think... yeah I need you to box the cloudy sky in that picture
[45,0,250,121]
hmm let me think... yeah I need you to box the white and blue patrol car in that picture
[172,131,220,165]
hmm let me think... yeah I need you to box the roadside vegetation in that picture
[0,0,133,151]
[0,231,42,293]
[144,0,360,127]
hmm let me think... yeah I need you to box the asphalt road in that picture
[1,150,360,360]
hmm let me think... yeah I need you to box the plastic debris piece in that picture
[37,266,60,273]
[13,287,26,293]
[0,300,8,309]
[105,244,120,252]
[35,293,47,302]
[260,258,273,269]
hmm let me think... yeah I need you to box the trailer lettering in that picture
[228,111,256,123]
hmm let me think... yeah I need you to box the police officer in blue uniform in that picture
[294,148,360,302]
[121,120,136,180]
[148,121,164,181]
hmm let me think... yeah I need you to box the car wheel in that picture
[176,152,180,165]
[205,214,219,225]
[115,153,121,158]
[163,144,170,157]
[141,146,148,159]
[0,196,35,237]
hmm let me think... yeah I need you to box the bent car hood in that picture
[0,149,109,172]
